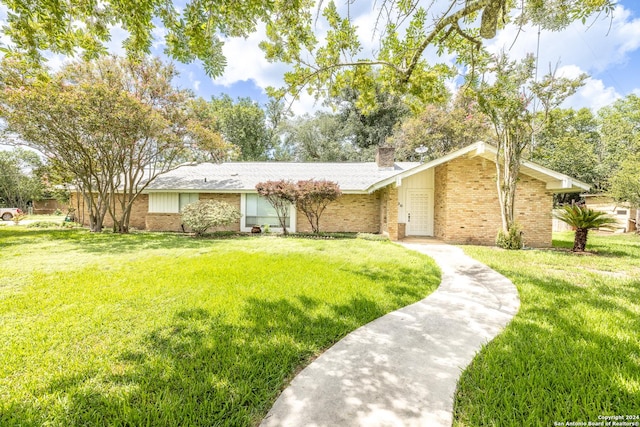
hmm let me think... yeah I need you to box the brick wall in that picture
[70,192,148,230]
[296,193,380,233]
[433,156,553,247]
[145,213,183,232]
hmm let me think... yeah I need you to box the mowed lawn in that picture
[0,228,440,426]
[454,232,640,426]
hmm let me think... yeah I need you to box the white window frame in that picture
[240,193,296,233]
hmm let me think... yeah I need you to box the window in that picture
[149,193,198,213]
[149,193,179,213]
[179,193,199,211]
[242,193,295,232]
[617,209,627,215]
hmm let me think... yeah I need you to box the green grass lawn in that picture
[0,228,440,427]
[454,232,640,426]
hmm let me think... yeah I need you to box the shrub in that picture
[553,204,617,251]
[496,224,523,250]
[296,179,341,233]
[181,200,241,237]
[255,180,297,235]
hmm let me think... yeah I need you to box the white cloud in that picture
[188,72,201,92]
[564,75,621,111]
[480,4,640,110]
[215,24,289,90]
[487,5,640,75]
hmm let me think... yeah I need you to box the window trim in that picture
[240,192,296,233]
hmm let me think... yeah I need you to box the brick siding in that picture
[296,193,380,233]
[70,192,148,231]
[433,156,553,247]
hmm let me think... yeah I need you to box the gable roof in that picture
[146,142,590,194]
[368,142,591,194]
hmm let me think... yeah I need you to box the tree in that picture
[530,108,602,188]
[390,90,493,161]
[598,94,640,190]
[0,0,309,78]
[255,180,298,235]
[553,204,617,251]
[0,0,613,86]
[0,56,227,232]
[333,85,410,149]
[609,156,640,209]
[263,0,614,110]
[209,95,271,161]
[0,148,45,210]
[296,180,342,233]
[277,112,371,162]
[474,53,585,239]
[181,200,242,237]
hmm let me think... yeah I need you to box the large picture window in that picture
[242,194,295,231]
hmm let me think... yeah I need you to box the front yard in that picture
[454,232,640,426]
[1,226,638,426]
[0,228,440,426]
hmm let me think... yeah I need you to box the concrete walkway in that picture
[260,243,520,427]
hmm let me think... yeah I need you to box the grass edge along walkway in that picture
[453,232,640,427]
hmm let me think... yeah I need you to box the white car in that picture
[0,208,23,221]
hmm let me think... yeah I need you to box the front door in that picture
[406,190,433,236]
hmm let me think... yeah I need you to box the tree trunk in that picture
[573,228,589,252]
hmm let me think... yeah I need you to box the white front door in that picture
[406,190,433,236]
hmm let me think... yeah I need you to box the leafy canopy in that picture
[262,0,614,110]
[0,0,615,101]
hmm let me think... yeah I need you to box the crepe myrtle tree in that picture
[296,179,342,233]
[255,180,298,235]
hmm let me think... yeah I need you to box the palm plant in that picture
[553,205,617,251]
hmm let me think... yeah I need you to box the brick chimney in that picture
[376,146,395,170]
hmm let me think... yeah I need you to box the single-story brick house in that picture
[72,141,589,247]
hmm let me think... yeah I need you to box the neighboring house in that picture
[71,142,589,247]
[583,194,638,233]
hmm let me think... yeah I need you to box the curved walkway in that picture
[260,243,520,427]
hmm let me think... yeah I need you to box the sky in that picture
[162,0,640,115]
[2,0,640,116]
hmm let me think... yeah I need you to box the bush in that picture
[496,224,523,250]
[181,200,241,237]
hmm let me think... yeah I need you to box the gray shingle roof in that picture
[146,161,421,193]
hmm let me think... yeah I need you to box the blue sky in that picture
[164,0,640,115]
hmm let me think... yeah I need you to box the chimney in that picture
[376,146,395,170]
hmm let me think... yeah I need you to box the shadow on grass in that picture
[1,291,434,426]
[453,269,640,426]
